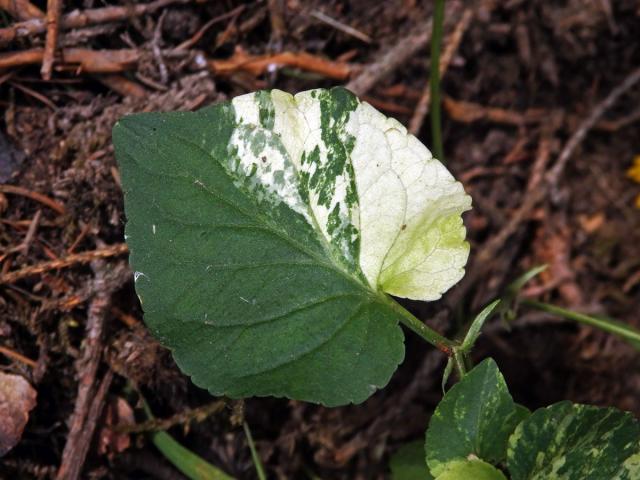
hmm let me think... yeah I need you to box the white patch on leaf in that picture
[228,89,471,301]
[346,101,471,301]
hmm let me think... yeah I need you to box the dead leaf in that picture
[97,396,134,459]
[0,372,37,456]
[578,212,605,233]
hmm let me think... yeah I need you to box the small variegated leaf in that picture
[425,358,529,477]
[434,459,507,480]
[507,401,640,480]
[114,87,470,406]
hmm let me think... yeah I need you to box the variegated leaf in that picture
[507,401,640,480]
[434,459,507,480]
[425,358,529,476]
[114,87,470,406]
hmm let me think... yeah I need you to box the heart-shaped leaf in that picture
[425,358,529,476]
[113,87,470,406]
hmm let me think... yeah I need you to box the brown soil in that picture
[1,0,639,479]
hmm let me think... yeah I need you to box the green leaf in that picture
[441,357,453,394]
[113,88,470,406]
[507,265,548,296]
[499,265,547,322]
[434,459,507,480]
[507,401,640,480]
[460,300,500,353]
[425,358,529,476]
[390,441,434,480]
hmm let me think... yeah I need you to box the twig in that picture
[443,95,640,133]
[56,261,128,480]
[9,80,57,109]
[409,8,472,135]
[310,9,371,44]
[0,184,65,214]
[96,74,146,97]
[174,5,245,52]
[0,0,44,20]
[0,345,38,368]
[267,0,286,47]
[0,243,129,284]
[152,10,168,85]
[18,209,41,256]
[57,370,113,480]
[0,48,140,73]
[443,95,542,125]
[0,0,192,46]
[115,399,226,433]
[345,2,461,96]
[476,136,552,267]
[208,49,351,80]
[546,66,640,192]
[41,0,62,80]
[446,134,554,309]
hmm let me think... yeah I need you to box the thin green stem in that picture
[150,431,235,480]
[139,396,234,480]
[453,349,468,378]
[384,295,455,351]
[430,0,446,162]
[522,299,640,349]
[243,421,267,480]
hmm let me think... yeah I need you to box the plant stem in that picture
[150,431,235,480]
[385,296,455,351]
[453,349,467,378]
[430,0,445,162]
[522,299,640,349]
[139,397,235,480]
[243,421,267,480]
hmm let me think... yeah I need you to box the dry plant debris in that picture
[0,372,37,456]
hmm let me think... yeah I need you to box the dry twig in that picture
[0,243,129,284]
[41,0,63,79]
[547,66,640,192]
[115,399,227,434]
[475,137,553,267]
[267,0,286,47]
[95,74,146,98]
[0,345,38,368]
[446,134,555,309]
[0,184,65,214]
[209,49,351,80]
[345,2,462,96]
[0,0,44,20]
[56,261,128,480]
[0,0,191,46]
[0,48,140,73]
[310,9,372,44]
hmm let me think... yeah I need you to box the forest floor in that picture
[1,0,640,478]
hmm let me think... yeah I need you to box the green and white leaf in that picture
[434,459,507,480]
[113,87,470,406]
[425,358,529,477]
[507,401,640,480]
[390,441,434,480]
